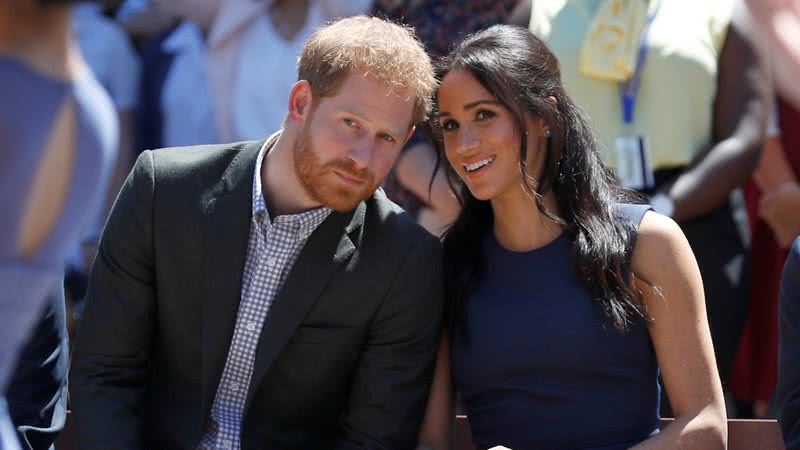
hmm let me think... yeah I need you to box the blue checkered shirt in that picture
[198,138,331,450]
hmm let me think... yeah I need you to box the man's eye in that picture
[344,118,356,127]
[380,134,395,143]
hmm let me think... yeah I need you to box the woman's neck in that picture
[0,4,83,80]
[490,185,563,252]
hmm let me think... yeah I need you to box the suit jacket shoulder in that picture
[148,140,261,188]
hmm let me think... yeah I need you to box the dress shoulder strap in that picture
[616,203,653,284]
[616,203,652,229]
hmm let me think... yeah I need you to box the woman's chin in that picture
[466,187,495,202]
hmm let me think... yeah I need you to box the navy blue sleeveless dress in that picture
[451,205,660,450]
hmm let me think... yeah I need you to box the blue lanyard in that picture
[620,1,661,125]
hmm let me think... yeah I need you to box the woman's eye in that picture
[441,120,458,131]
[476,110,496,121]
[343,118,356,127]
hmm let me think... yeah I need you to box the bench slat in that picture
[454,415,785,450]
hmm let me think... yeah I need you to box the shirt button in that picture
[266,256,277,267]
[245,321,257,332]
[229,382,240,393]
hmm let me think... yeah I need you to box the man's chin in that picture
[323,196,366,212]
[317,188,370,212]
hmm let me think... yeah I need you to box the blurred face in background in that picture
[150,0,220,30]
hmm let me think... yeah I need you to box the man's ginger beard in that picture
[292,112,379,212]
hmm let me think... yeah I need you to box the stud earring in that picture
[544,129,551,138]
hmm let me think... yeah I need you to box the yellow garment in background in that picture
[579,0,647,82]
[530,0,733,169]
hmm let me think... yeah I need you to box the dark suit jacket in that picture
[69,140,444,450]
[6,285,68,450]
[778,237,800,450]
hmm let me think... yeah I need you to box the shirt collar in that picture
[252,131,332,241]
[162,22,205,54]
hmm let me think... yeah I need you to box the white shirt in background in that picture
[161,22,219,147]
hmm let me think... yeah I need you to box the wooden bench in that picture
[55,412,785,450]
[454,415,785,450]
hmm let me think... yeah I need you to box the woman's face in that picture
[437,69,548,202]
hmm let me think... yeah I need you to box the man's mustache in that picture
[325,159,374,185]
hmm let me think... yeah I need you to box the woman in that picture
[519,0,769,394]
[418,26,726,450]
[371,0,518,235]
[0,0,117,447]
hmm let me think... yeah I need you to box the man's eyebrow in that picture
[439,99,501,117]
[343,108,405,138]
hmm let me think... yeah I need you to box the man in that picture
[777,237,800,450]
[70,16,443,450]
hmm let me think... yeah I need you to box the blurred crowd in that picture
[3,0,800,448]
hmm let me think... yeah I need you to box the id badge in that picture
[614,135,655,190]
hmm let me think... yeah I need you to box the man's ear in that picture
[403,125,416,145]
[287,80,314,124]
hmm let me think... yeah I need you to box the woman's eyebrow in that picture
[439,99,501,117]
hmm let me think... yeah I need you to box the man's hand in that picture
[760,182,800,248]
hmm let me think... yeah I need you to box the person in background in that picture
[420,25,726,450]
[746,0,800,109]
[0,0,118,448]
[519,0,769,406]
[135,17,215,151]
[757,98,800,247]
[116,0,178,47]
[73,0,140,222]
[70,16,443,450]
[776,237,800,450]
[371,0,518,235]
[731,95,800,417]
[136,0,372,153]
[70,1,141,326]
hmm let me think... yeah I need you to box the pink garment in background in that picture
[205,0,265,142]
[746,0,800,108]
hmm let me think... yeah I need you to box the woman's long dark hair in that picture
[433,25,649,334]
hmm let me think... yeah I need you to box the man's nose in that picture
[348,137,374,170]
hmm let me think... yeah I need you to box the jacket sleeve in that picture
[778,237,800,450]
[334,232,445,450]
[69,150,158,450]
[6,286,69,450]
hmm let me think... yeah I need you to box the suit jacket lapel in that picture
[244,201,366,414]
[200,140,263,420]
